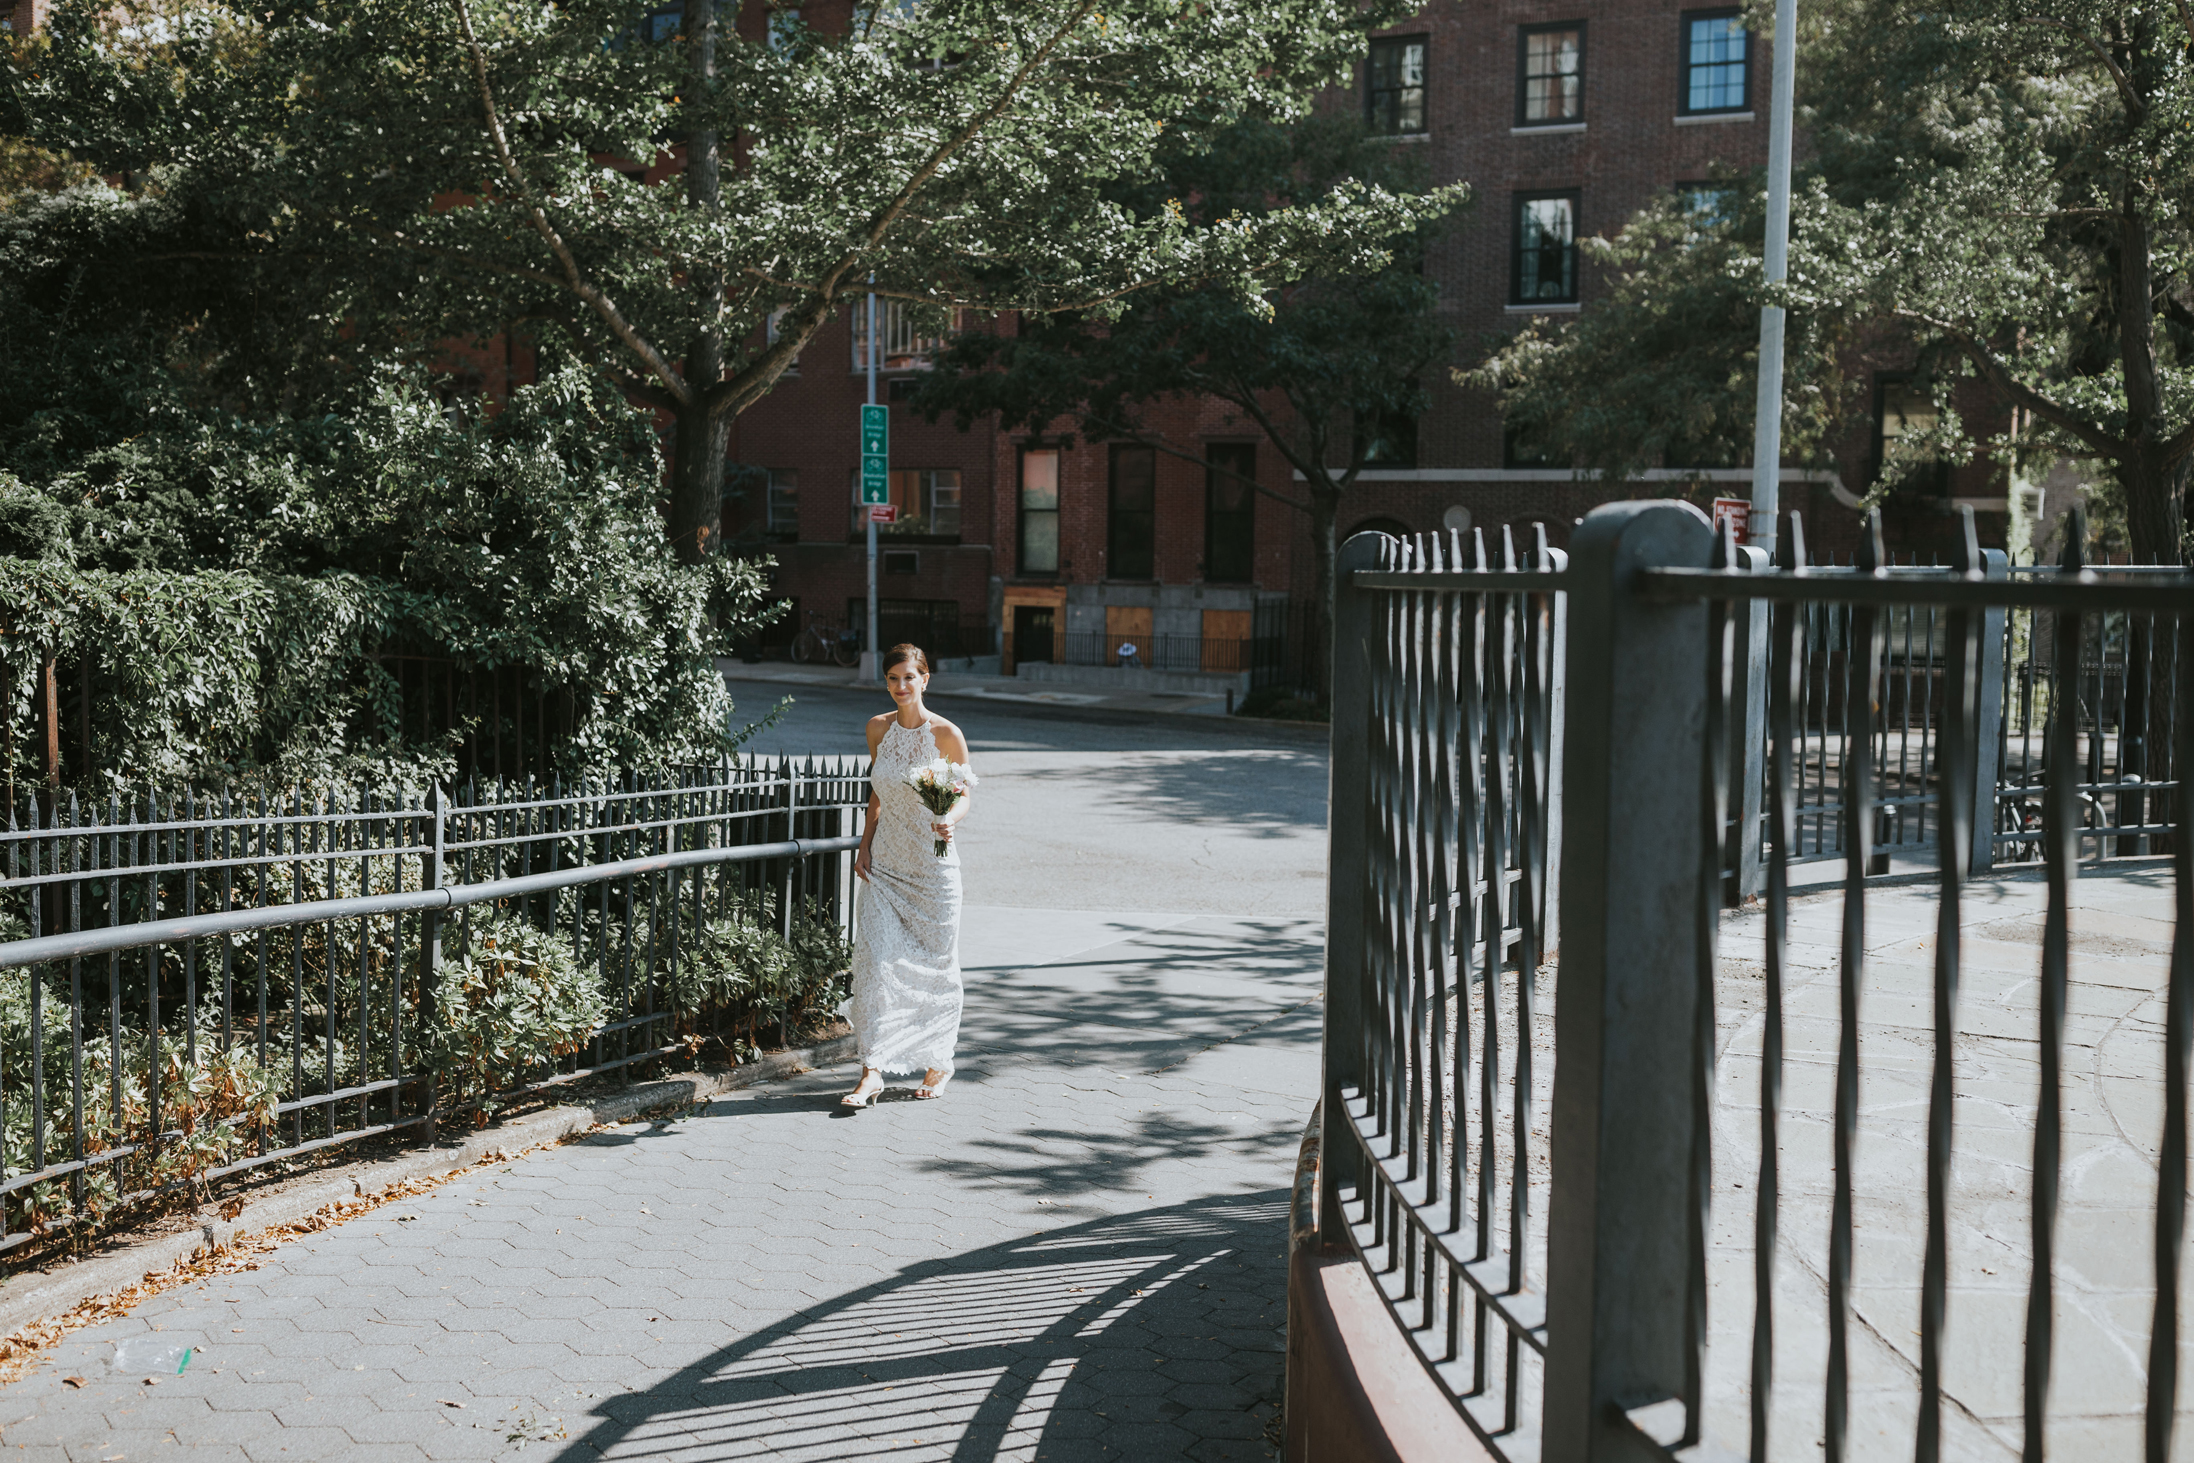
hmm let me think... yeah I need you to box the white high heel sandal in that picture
[842,1069,883,1108]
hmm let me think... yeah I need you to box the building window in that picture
[1108,445,1157,580]
[1018,448,1060,575]
[1871,376,1949,496]
[1517,23,1584,126]
[1205,444,1256,584]
[1681,10,1749,114]
[1366,36,1428,136]
[849,299,956,371]
[766,469,799,539]
[1676,180,1739,228]
[865,468,958,538]
[1511,192,1579,304]
[1356,408,1418,468]
[1504,422,1555,470]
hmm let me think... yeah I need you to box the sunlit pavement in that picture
[5,699,1333,1461]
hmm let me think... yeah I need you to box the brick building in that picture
[727,0,2009,681]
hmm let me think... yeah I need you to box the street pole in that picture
[1748,0,1797,559]
[862,284,881,683]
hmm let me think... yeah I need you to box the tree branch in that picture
[2021,15,2146,118]
[447,0,690,406]
[1894,308,2124,459]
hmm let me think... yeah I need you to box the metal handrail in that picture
[0,834,859,970]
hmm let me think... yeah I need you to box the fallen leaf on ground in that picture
[61,1376,85,1388]
[438,1399,466,1409]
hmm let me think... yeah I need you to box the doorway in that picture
[1013,605,1056,666]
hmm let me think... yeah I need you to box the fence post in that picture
[1970,548,2009,874]
[421,783,446,1145]
[1731,546,1771,902]
[1543,500,1713,1462]
[1318,531,1389,1241]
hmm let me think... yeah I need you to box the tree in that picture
[907,114,1466,698]
[1472,0,2194,565]
[12,0,1455,563]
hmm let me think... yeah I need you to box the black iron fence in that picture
[1319,502,2194,1461]
[0,759,864,1250]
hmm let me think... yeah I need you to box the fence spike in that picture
[1779,512,1809,571]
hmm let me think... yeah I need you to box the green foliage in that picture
[425,914,607,1120]
[0,365,778,786]
[8,0,1460,554]
[910,114,1466,695]
[1465,179,1856,486]
[665,893,853,1056]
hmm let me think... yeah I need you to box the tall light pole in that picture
[1748,0,1798,558]
[861,284,881,683]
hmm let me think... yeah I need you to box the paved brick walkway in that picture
[2,909,1324,1461]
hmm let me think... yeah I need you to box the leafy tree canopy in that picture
[9,0,1458,560]
[1473,0,2194,562]
[908,113,1466,694]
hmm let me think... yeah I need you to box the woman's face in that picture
[887,663,926,707]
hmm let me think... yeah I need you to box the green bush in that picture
[424,914,606,1121]
[666,893,853,1058]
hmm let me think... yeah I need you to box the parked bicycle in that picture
[1994,781,2109,863]
[790,612,862,668]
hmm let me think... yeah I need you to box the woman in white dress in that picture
[842,644,973,1107]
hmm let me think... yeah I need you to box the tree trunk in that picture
[2116,448,2189,568]
[668,401,734,564]
[668,0,726,565]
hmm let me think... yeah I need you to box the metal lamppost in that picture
[1747,0,1798,558]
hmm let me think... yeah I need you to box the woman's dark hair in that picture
[883,643,930,676]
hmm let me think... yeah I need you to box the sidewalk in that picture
[3,908,1324,1461]
[720,660,1239,720]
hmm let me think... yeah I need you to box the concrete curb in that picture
[0,1034,860,1341]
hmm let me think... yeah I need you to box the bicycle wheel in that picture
[832,637,860,669]
[791,630,821,665]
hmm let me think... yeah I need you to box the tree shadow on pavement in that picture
[549,1191,1291,1463]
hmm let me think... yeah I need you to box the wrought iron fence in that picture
[1320,501,2194,1461]
[1322,523,1567,1453]
[0,758,865,1250]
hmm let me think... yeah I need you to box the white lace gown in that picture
[847,718,965,1076]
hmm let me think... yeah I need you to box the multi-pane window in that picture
[864,468,959,537]
[1681,10,1749,114]
[1204,444,1257,584]
[766,469,799,538]
[1511,192,1579,304]
[1366,36,1428,136]
[1517,24,1584,125]
[1108,445,1157,581]
[1018,448,1060,574]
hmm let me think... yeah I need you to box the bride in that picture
[842,644,973,1107]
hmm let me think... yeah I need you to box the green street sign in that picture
[859,404,889,504]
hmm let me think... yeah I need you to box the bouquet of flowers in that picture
[904,758,979,857]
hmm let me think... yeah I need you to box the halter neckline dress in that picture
[846,716,965,1076]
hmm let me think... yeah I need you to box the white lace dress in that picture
[847,718,965,1076]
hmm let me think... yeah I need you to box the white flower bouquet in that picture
[904,758,978,857]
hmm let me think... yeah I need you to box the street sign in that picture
[859,404,889,505]
[1711,497,1751,545]
[868,504,899,524]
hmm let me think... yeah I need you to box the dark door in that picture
[1014,605,1056,665]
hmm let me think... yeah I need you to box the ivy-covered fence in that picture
[0,757,864,1249]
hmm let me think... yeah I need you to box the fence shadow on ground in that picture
[547,1190,1292,1463]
